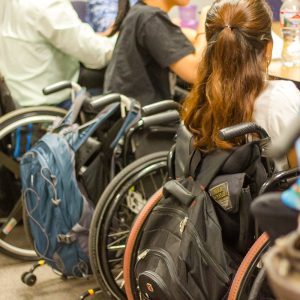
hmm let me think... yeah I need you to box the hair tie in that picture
[224,24,232,29]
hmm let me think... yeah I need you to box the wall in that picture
[169,0,212,19]
[170,0,281,21]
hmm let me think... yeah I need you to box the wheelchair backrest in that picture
[173,123,269,253]
[0,73,16,116]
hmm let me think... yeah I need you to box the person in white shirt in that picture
[0,0,116,107]
[253,80,300,170]
[181,0,300,171]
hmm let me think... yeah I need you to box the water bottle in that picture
[280,0,300,67]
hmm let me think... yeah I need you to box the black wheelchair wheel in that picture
[228,233,275,300]
[89,151,169,300]
[0,107,66,260]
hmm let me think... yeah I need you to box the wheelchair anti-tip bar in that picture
[142,100,180,117]
[219,122,269,141]
[268,116,300,159]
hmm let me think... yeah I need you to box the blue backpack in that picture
[20,91,140,277]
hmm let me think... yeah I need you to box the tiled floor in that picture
[0,225,113,300]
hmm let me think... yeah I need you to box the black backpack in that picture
[133,140,267,300]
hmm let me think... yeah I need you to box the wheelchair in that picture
[0,80,180,262]
[106,122,299,300]
[238,117,300,300]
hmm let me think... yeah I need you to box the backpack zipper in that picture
[152,206,230,283]
[137,248,194,300]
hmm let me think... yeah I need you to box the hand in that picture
[181,27,197,43]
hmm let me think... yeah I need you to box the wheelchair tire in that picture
[89,151,169,300]
[228,232,273,300]
[123,188,164,300]
[0,106,66,260]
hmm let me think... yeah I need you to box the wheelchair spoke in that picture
[89,152,169,299]
[107,235,128,249]
[0,151,20,178]
[109,230,130,238]
[109,257,124,264]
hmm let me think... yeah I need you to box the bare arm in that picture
[170,6,210,84]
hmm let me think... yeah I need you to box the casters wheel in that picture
[21,272,37,286]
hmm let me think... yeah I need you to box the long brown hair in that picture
[182,0,272,152]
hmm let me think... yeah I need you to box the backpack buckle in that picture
[57,234,76,244]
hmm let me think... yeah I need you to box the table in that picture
[269,60,300,83]
[269,22,300,86]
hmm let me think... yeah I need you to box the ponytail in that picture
[182,0,273,152]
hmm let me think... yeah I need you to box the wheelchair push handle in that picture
[142,110,179,129]
[142,100,180,116]
[43,81,81,95]
[219,122,269,141]
[268,116,300,159]
[87,93,123,110]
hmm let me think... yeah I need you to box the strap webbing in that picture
[53,89,87,130]
[71,102,119,152]
[110,100,141,149]
[189,148,231,188]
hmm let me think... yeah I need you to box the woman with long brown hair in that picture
[182,0,300,170]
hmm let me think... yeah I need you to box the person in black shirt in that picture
[104,0,209,105]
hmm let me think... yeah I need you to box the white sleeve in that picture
[253,81,300,170]
[36,0,116,69]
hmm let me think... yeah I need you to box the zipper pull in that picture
[137,249,149,261]
[179,217,188,234]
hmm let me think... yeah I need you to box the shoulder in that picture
[256,80,300,108]
[269,79,299,89]
[254,80,300,137]
[265,80,300,96]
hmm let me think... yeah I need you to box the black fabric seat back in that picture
[0,74,17,116]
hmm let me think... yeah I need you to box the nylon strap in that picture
[189,148,231,189]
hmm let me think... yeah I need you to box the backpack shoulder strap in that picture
[175,124,194,178]
[71,102,120,152]
[174,124,232,187]
[52,89,87,130]
[110,99,141,149]
[191,149,232,188]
